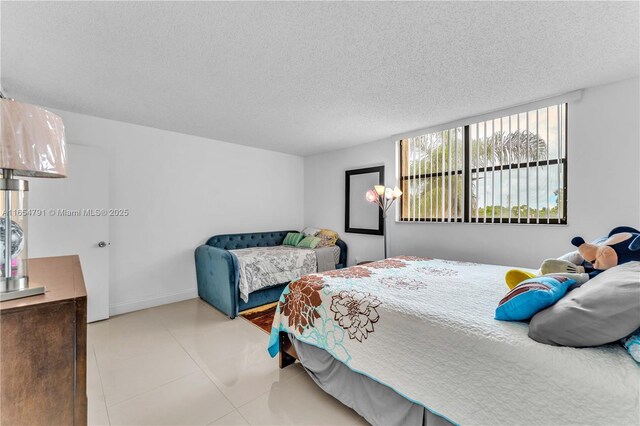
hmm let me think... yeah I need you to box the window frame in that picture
[398,105,568,225]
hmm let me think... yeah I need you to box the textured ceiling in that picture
[1,1,638,156]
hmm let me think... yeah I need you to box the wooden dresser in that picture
[0,255,87,426]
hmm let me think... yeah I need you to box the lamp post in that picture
[366,185,402,259]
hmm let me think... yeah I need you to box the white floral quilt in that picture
[268,257,639,425]
[231,246,316,302]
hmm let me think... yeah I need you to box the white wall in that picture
[305,77,640,268]
[33,110,304,315]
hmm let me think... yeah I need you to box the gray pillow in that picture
[528,261,640,347]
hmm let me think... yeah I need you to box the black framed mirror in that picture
[345,166,384,235]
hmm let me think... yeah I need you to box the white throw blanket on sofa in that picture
[231,246,317,302]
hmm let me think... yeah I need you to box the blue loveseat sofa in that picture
[195,230,348,318]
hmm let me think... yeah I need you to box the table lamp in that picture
[0,94,67,302]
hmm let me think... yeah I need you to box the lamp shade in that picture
[365,189,377,203]
[393,186,403,199]
[0,98,67,178]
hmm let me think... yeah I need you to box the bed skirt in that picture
[291,335,454,426]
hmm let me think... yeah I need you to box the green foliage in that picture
[404,129,562,220]
[407,129,546,175]
[470,130,547,167]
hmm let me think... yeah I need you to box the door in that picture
[29,144,110,322]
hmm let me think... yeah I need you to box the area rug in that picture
[239,302,277,334]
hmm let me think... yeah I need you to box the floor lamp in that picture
[366,185,402,259]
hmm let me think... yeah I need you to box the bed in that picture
[194,230,347,318]
[268,257,639,426]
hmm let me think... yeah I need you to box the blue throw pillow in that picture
[622,331,640,363]
[495,275,576,321]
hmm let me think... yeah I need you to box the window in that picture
[399,103,567,224]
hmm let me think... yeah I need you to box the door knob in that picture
[98,241,109,248]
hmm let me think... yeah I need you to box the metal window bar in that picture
[483,121,487,223]
[557,105,562,221]
[429,133,434,220]
[446,130,453,222]
[524,112,531,223]
[445,130,449,222]
[489,120,495,223]
[464,125,470,223]
[460,127,464,221]
[555,107,559,221]
[409,138,413,221]
[433,133,442,220]
[443,131,447,222]
[436,132,439,221]
[424,134,429,219]
[486,120,490,223]
[404,139,408,220]
[418,135,422,220]
[448,130,453,222]
[475,123,479,221]
[536,109,540,224]
[546,108,550,221]
[405,140,409,221]
[454,128,458,221]
[425,134,428,219]
[416,135,419,220]
[400,140,404,220]
[453,130,457,221]
[508,115,512,222]
[499,118,503,221]
[424,135,428,219]
[406,140,410,221]
[440,131,448,222]
[437,131,441,220]
[455,128,459,220]
[400,139,410,220]
[411,137,415,221]
[414,137,417,221]
[561,104,567,221]
[432,133,435,221]
[441,131,444,221]
[517,113,521,222]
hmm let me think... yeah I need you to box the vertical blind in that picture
[400,128,464,222]
[399,103,567,224]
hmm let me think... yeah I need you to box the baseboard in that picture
[109,288,198,316]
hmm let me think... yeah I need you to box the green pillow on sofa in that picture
[283,232,304,247]
[297,236,321,249]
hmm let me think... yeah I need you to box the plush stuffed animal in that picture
[571,226,640,272]
[504,226,640,289]
[505,250,590,290]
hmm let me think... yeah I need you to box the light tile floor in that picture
[88,298,367,425]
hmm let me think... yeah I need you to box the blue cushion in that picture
[622,330,640,363]
[495,275,576,321]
